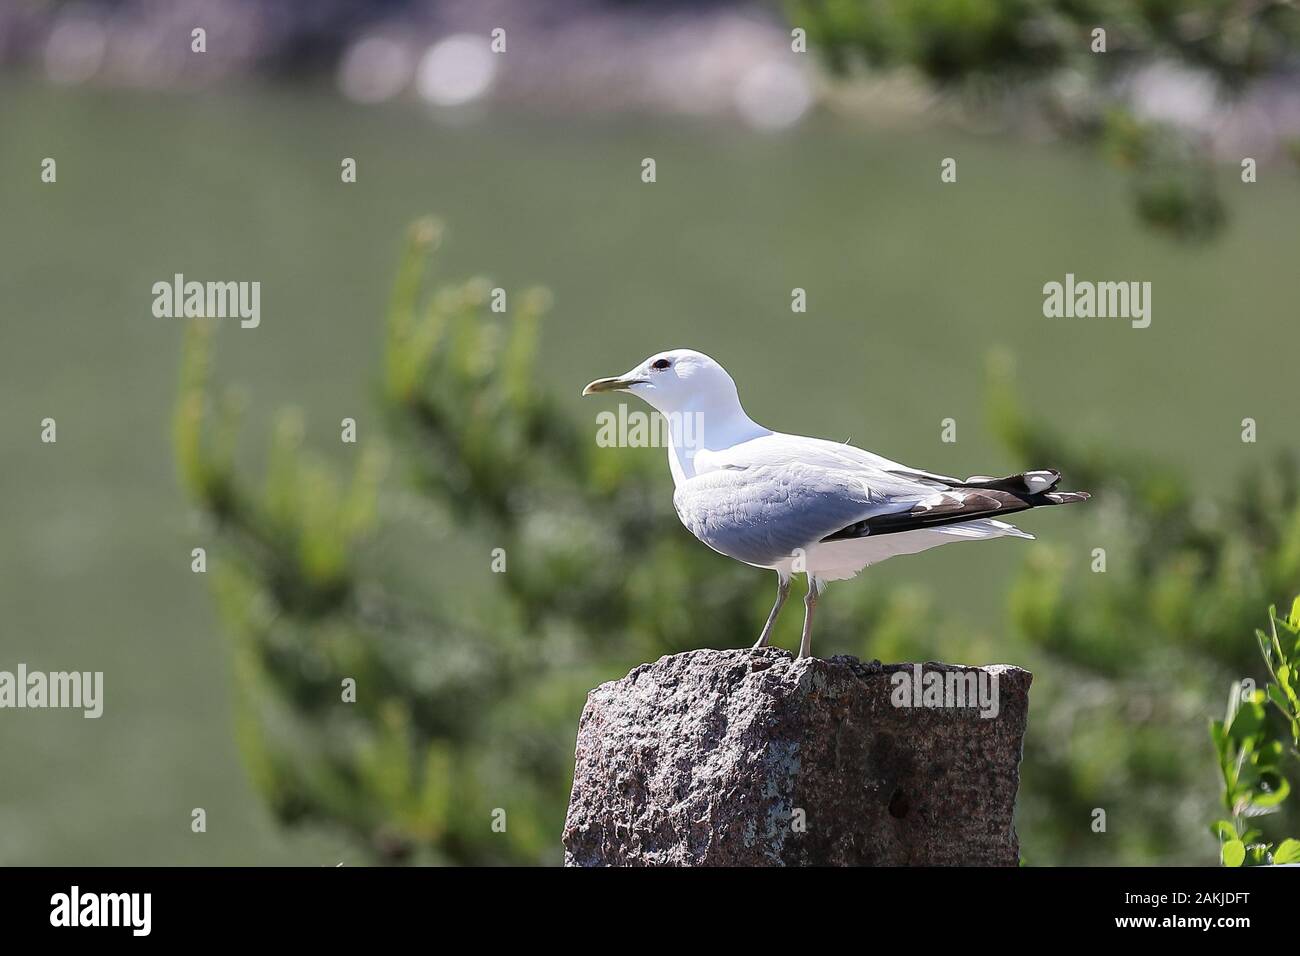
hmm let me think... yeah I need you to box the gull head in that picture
[582,349,740,416]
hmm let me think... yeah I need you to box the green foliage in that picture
[789,1,1300,87]
[985,351,1300,864]
[785,0,1300,240]
[1209,600,1300,865]
[176,223,1299,865]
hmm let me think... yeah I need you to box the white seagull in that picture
[583,349,1089,659]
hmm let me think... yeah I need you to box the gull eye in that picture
[651,358,671,371]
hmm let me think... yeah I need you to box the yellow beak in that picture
[582,376,644,396]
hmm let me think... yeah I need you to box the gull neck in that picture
[664,391,769,486]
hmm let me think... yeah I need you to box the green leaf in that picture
[1287,596,1300,631]
[1270,617,1289,667]
[1273,838,1300,864]
[1227,699,1266,742]
[1209,820,1237,841]
[1253,739,1285,769]
[1222,840,1246,867]
[1256,627,1274,665]
[1210,719,1228,760]
[1226,684,1243,726]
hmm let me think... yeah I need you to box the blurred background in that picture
[2,0,1299,865]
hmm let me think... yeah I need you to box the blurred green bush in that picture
[786,0,1300,240]
[175,221,1299,864]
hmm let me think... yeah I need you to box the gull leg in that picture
[797,576,819,660]
[752,573,791,649]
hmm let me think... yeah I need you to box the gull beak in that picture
[582,375,645,396]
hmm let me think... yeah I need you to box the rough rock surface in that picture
[562,647,1031,866]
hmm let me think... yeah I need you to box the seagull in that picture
[583,349,1089,660]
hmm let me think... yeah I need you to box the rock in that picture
[562,647,1031,866]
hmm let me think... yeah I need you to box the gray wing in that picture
[675,433,1090,565]
[672,462,909,567]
